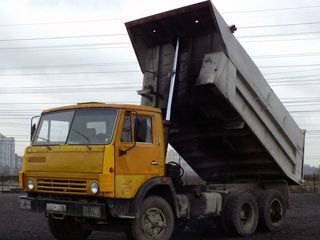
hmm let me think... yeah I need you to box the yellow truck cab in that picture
[20,103,176,239]
[21,103,166,199]
[21,103,164,198]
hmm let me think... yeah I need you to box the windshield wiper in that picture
[35,136,51,150]
[72,129,92,150]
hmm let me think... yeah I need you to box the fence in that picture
[290,174,320,193]
[0,175,19,192]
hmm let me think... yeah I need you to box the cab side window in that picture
[121,114,132,142]
[134,116,152,143]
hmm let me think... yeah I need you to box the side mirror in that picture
[30,115,40,141]
[30,124,36,141]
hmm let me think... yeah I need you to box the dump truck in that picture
[19,1,305,239]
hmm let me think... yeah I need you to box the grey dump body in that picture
[125,1,305,185]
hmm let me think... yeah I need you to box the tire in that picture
[222,192,259,236]
[48,215,91,240]
[126,196,175,240]
[257,190,286,232]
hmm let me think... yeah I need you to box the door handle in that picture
[151,160,159,166]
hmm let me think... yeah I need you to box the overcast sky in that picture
[0,0,319,166]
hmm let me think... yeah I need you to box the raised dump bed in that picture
[125,1,305,184]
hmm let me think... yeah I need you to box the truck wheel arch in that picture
[130,177,180,218]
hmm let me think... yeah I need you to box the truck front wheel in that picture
[127,196,175,240]
[48,215,91,240]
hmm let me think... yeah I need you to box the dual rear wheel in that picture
[257,190,286,232]
[222,190,286,236]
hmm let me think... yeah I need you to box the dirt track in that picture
[0,193,320,240]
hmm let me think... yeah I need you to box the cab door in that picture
[115,110,162,198]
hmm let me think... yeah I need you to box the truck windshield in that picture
[32,108,117,145]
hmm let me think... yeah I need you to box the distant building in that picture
[0,133,15,175]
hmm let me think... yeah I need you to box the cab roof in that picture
[42,102,161,114]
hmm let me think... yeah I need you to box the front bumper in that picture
[19,196,107,219]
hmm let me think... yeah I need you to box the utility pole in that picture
[314,172,316,193]
[1,171,3,192]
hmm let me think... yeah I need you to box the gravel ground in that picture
[0,193,320,240]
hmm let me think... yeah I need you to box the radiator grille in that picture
[36,178,87,194]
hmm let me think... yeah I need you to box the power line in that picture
[0,33,318,45]
[0,118,31,119]
[0,45,131,53]
[0,125,28,129]
[0,33,127,42]
[0,61,136,70]
[237,31,320,39]
[264,68,320,76]
[0,62,314,71]
[0,82,140,89]
[0,101,138,104]
[263,78,320,84]
[269,78,320,83]
[281,97,320,100]
[241,36,320,43]
[223,5,320,14]
[2,22,318,38]
[0,77,140,81]
[6,135,29,137]
[290,110,320,114]
[0,5,317,28]
[3,79,316,89]
[239,21,320,29]
[3,46,313,59]
[0,42,130,51]
[0,37,315,53]
[0,89,138,94]
[267,74,320,81]
[259,64,320,68]
[281,98,320,103]
[0,111,39,114]
[0,109,41,112]
[0,87,139,94]
[270,81,320,87]
[0,70,139,76]
[0,18,127,27]
[253,52,320,59]
[0,4,318,28]
[0,30,318,44]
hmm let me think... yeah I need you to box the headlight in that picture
[90,182,99,194]
[27,179,34,191]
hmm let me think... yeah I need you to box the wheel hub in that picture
[240,202,254,227]
[141,207,167,239]
[269,199,283,224]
